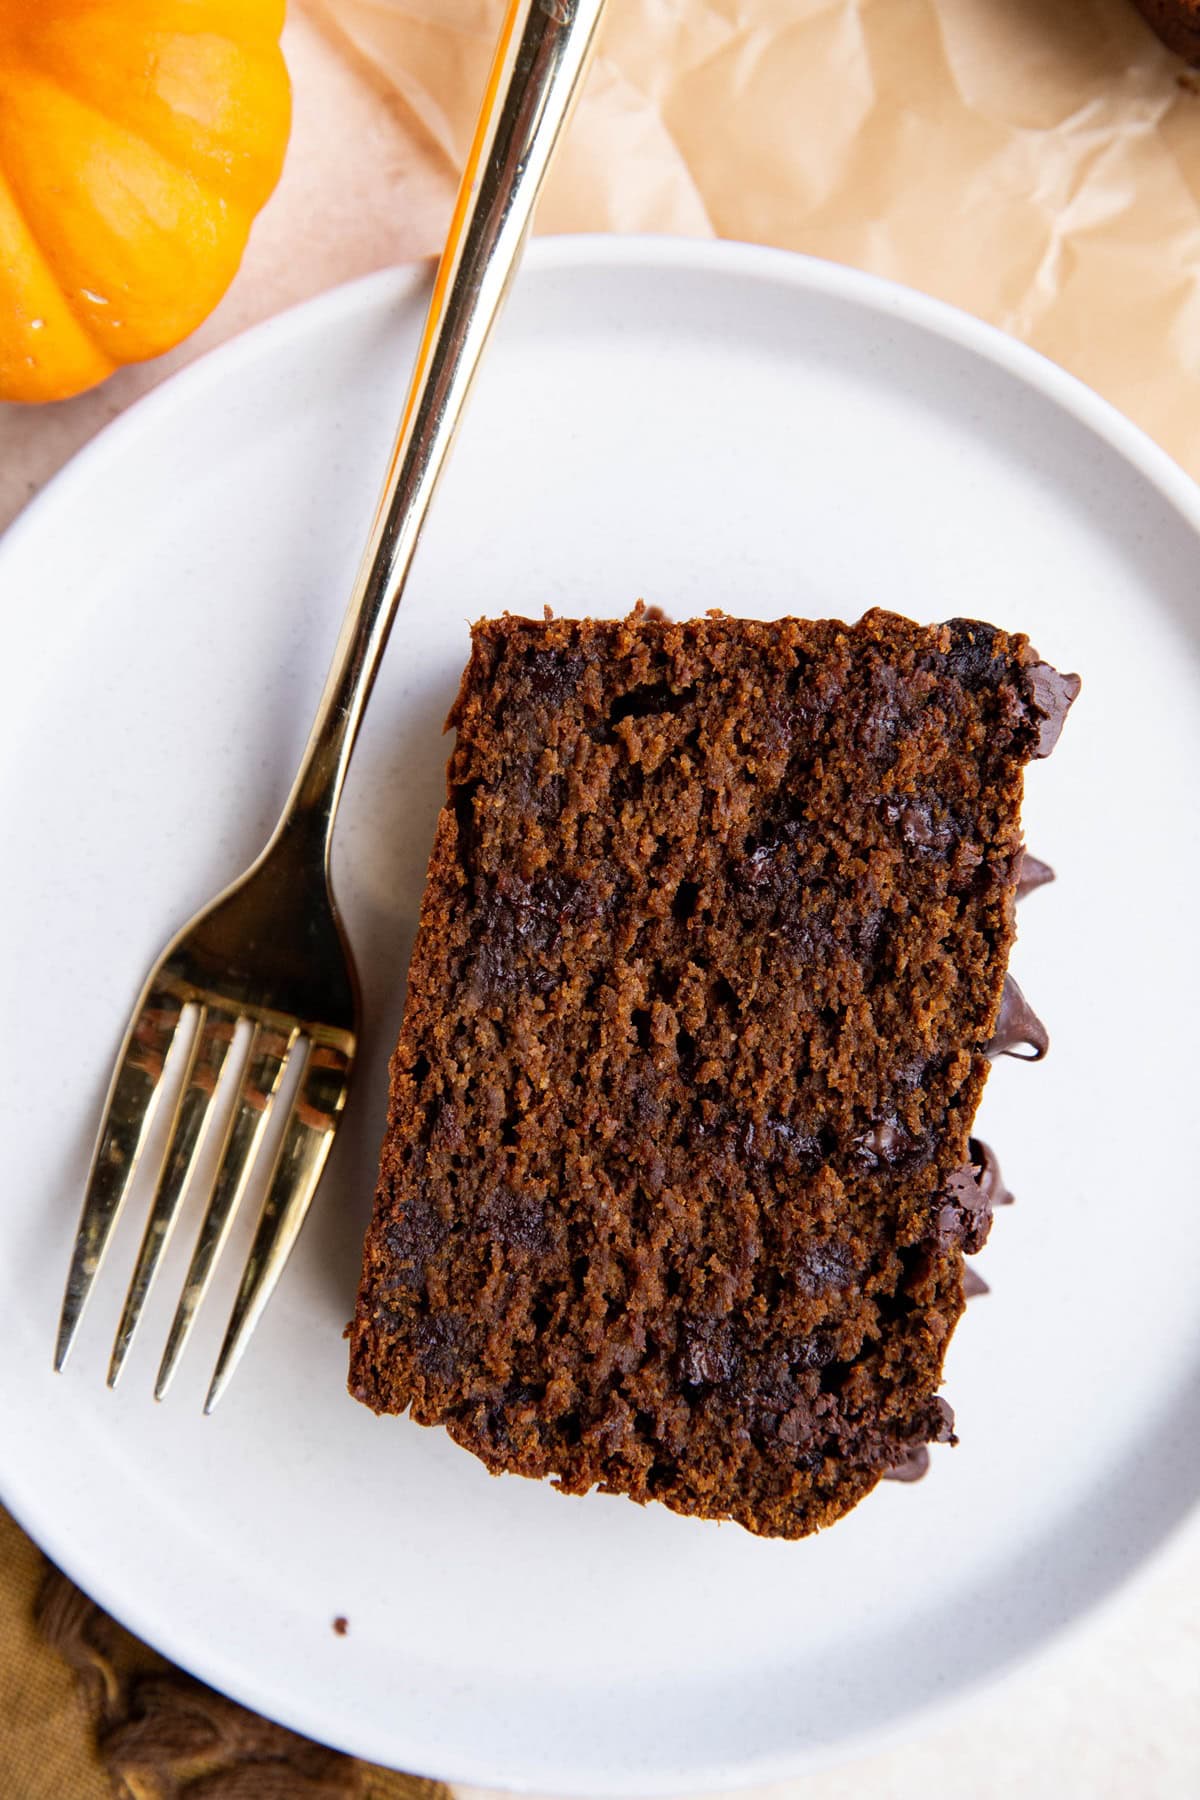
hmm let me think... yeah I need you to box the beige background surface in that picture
[1,2,1197,1794]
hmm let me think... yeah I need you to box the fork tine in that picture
[106,1006,238,1388]
[154,1020,296,1400]
[204,1038,353,1414]
[55,987,187,1373]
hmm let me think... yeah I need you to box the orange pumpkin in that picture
[0,0,291,403]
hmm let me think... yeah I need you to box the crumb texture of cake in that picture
[348,608,1076,1538]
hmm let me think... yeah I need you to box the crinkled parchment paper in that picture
[314,0,1200,478]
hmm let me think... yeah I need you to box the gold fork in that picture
[55,0,607,1412]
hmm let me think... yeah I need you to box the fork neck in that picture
[268,0,607,867]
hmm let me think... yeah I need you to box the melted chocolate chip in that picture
[969,1137,1014,1207]
[987,973,1049,1061]
[470,872,599,1001]
[795,1238,858,1295]
[856,1119,906,1163]
[521,648,584,708]
[371,1301,407,1336]
[481,1187,549,1255]
[935,1164,993,1253]
[413,1312,467,1381]
[739,1116,825,1172]
[795,1330,838,1370]
[678,1319,737,1387]
[933,1396,956,1441]
[884,798,957,853]
[897,1052,947,1091]
[882,1444,930,1483]
[1016,851,1055,899]
[1025,663,1081,757]
[383,1198,448,1290]
[777,1402,818,1446]
[941,618,1006,688]
[876,1394,954,1486]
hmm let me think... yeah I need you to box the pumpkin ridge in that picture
[0,53,233,209]
[0,63,252,355]
[1,2,288,52]
[0,0,289,401]
[0,158,115,362]
[15,27,289,210]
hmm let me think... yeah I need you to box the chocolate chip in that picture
[383,1197,448,1290]
[481,1186,549,1255]
[856,1119,907,1164]
[935,1164,993,1253]
[413,1313,467,1381]
[853,906,889,966]
[521,648,584,707]
[371,1302,407,1335]
[969,1137,1015,1207]
[1016,850,1055,899]
[737,1116,824,1172]
[987,973,1049,1060]
[470,872,598,1001]
[962,1265,990,1299]
[778,1403,815,1445]
[1025,663,1081,758]
[795,1330,838,1369]
[626,1071,664,1128]
[896,1052,947,1091]
[882,1444,930,1483]
[933,1396,956,1442]
[940,618,1006,688]
[944,1166,988,1214]
[884,798,956,852]
[795,1238,858,1295]
[677,1319,737,1387]
[856,660,905,759]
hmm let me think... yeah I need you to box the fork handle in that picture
[276,0,607,853]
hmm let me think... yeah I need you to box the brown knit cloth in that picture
[2,1508,448,1800]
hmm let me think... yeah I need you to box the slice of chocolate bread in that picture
[349,608,1077,1539]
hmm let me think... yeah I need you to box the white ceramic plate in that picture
[2,238,1199,1795]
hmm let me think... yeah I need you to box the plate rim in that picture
[4,234,1199,593]
[3,232,1200,1793]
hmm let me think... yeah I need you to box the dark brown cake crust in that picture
[349,608,1075,1538]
